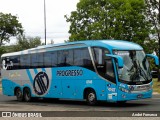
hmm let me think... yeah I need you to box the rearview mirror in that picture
[106,54,124,68]
[146,54,159,66]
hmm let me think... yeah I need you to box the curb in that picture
[153,92,159,95]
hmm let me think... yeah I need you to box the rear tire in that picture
[23,88,32,102]
[86,90,97,105]
[15,88,23,102]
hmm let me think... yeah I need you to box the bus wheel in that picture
[86,90,97,105]
[23,88,32,102]
[15,88,23,102]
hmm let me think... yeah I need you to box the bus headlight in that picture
[128,85,135,91]
[119,87,129,93]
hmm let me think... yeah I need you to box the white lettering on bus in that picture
[56,70,83,76]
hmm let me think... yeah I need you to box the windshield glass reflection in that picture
[114,50,152,82]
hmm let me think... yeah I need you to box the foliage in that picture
[153,79,160,93]
[0,46,6,56]
[145,0,159,41]
[0,12,23,46]
[143,39,158,53]
[145,0,160,81]
[145,0,159,54]
[13,35,41,52]
[143,38,158,69]
[65,0,152,47]
[0,35,41,56]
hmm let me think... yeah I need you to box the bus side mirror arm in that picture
[146,54,159,66]
[105,54,124,68]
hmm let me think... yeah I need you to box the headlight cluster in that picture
[128,85,135,91]
[119,87,129,93]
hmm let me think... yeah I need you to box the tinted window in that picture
[31,53,38,68]
[44,52,52,67]
[30,53,44,68]
[57,50,73,67]
[106,59,115,78]
[66,50,73,66]
[2,56,20,70]
[20,55,30,69]
[44,51,57,67]
[37,53,44,67]
[74,48,93,70]
[93,47,116,83]
[57,51,65,67]
[93,48,104,65]
[10,56,20,69]
[3,48,95,70]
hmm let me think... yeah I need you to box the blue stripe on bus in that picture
[42,68,46,72]
[26,69,34,84]
[34,69,38,74]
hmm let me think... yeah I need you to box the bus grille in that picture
[130,84,152,93]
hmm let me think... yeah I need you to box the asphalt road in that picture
[0,94,160,119]
[0,94,160,112]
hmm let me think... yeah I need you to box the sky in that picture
[0,0,79,45]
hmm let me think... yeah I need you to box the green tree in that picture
[145,0,160,81]
[65,0,151,46]
[0,46,6,56]
[145,0,159,55]
[0,12,23,46]
[13,35,41,51]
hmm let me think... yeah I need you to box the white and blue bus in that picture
[1,40,159,105]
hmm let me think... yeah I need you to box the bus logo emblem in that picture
[33,72,49,95]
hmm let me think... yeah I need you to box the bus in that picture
[1,40,159,105]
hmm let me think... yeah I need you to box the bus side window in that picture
[92,47,116,83]
[51,51,58,67]
[106,59,115,78]
[57,50,73,67]
[44,52,51,67]
[44,51,57,68]
[31,53,38,68]
[37,53,44,68]
[65,50,73,66]
[10,56,20,70]
[93,48,104,65]
[74,48,93,70]
[2,56,19,70]
[57,50,65,67]
[20,55,30,69]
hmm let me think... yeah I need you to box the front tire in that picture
[86,90,97,105]
[23,88,32,102]
[15,88,23,102]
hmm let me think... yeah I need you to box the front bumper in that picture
[117,89,152,101]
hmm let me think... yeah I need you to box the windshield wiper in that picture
[137,61,148,81]
[128,60,148,82]
[142,56,151,79]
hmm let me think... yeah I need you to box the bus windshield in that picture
[114,50,152,82]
